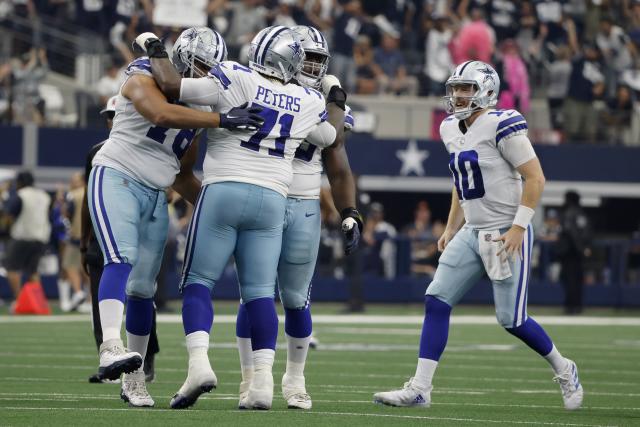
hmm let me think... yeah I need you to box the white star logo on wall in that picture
[396,140,429,176]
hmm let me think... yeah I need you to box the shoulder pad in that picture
[125,57,151,76]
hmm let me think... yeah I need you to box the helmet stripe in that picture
[213,30,222,62]
[253,28,273,63]
[457,60,473,76]
[312,27,325,47]
[258,26,287,65]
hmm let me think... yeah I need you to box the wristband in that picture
[327,86,347,110]
[146,39,168,59]
[513,205,535,229]
[340,207,363,231]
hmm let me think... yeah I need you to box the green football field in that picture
[0,303,639,426]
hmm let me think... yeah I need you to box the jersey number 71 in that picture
[240,105,293,157]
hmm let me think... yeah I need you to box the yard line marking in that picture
[1,314,639,326]
[0,407,618,426]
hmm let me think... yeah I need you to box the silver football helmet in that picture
[291,25,330,89]
[444,60,500,120]
[248,26,305,83]
[172,27,227,78]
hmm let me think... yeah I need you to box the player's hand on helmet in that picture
[322,75,347,110]
[437,228,456,252]
[219,102,265,131]
[341,208,364,255]
[494,226,525,262]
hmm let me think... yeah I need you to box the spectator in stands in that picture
[410,219,443,278]
[557,190,591,315]
[546,44,573,131]
[424,13,453,96]
[373,29,418,96]
[362,202,397,279]
[596,15,635,97]
[96,58,125,106]
[536,0,579,58]
[353,35,384,95]
[451,6,495,65]
[515,1,540,66]
[76,0,109,37]
[331,0,363,93]
[486,0,519,41]
[496,39,531,113]
[225,0,267,61]
[402,200,433,239]
[602,83,633,145]
[11,47,48,125]
[2,171,51,311]
[270,0,297,28]
[563,43,605,143]
[0,60,11,122]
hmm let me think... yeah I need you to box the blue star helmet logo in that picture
[478,66,495,84]
[186,28,198,41]
[289,41,302,57]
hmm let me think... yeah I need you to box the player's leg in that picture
[120,189,169,407]
[234,184,287,410]
[374,228,485,407]
[277,198,321,410]
[493,225,583,410]
[235,301,253,408]
[88,165,144,379]
[171,183,240,409]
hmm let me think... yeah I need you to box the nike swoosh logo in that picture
[305,212,315,217]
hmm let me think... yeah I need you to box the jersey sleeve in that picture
[125,57,152,78]
[344,105,354,131]
[497,133,537,168]
[199,61,253,112]
[306,121,337,148]
[495,110,528,145]
[179,77,221,106]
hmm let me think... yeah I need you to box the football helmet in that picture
[444,60,500,120]
[291,25,330,89]
[172,27,227,78]
[248,26,305,83]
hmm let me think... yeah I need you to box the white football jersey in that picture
[440,109,536,230]
[288,105,354,199]
[93,57,207,190]
[178,61,336,197]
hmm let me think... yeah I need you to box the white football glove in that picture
[321,74,341,98]
[133,32,160,53]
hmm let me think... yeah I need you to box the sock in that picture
[419,296,452,360]
[506,317,554,357]
[245,298,278,351]
[181,283,213,335]
[57,280,70,306]
[284,306,312,377]
[98,263,132,342]
[236,304,253,381]
[125,296,154,373]
[186,330,210,361]
[543,345,569,374]
[253,348,275,370]
[413,358,438,390]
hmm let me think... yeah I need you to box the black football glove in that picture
[341,207,364,255]
[219,102,265,131]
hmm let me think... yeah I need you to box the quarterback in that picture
[373,61,583,410]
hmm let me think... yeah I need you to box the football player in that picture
[234,25,361,411]
[136,25,346,410]
[88,28,263,408]
[373,61,583,410]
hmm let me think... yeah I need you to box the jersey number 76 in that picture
[449,150,485,200]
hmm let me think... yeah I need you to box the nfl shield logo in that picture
[484,234,492,242]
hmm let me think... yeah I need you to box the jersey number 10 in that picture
[449,150,485,200]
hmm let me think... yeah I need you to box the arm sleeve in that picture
[305,121,337,148]
[498,133,537,168]
[179,78,221,106]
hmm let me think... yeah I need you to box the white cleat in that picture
[120,371,154,407]
[245,367,274,410]
[282,373,311,410]
[238,379,251,409]
[170,359,217,409]
[373,377,431,408]
[554,358,583,410]
[99,339,143,381]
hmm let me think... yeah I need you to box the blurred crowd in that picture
[2,0,640,144]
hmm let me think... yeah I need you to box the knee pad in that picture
[126,280,156,299]
[279,287,309,310]
[495,309,515,328]
[240,282,276,304]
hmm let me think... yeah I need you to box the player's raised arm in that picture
[134,32,183,100]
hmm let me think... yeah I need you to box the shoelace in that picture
[553,372,576,396]
[128,380,149,397]
[291,393,311,401]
